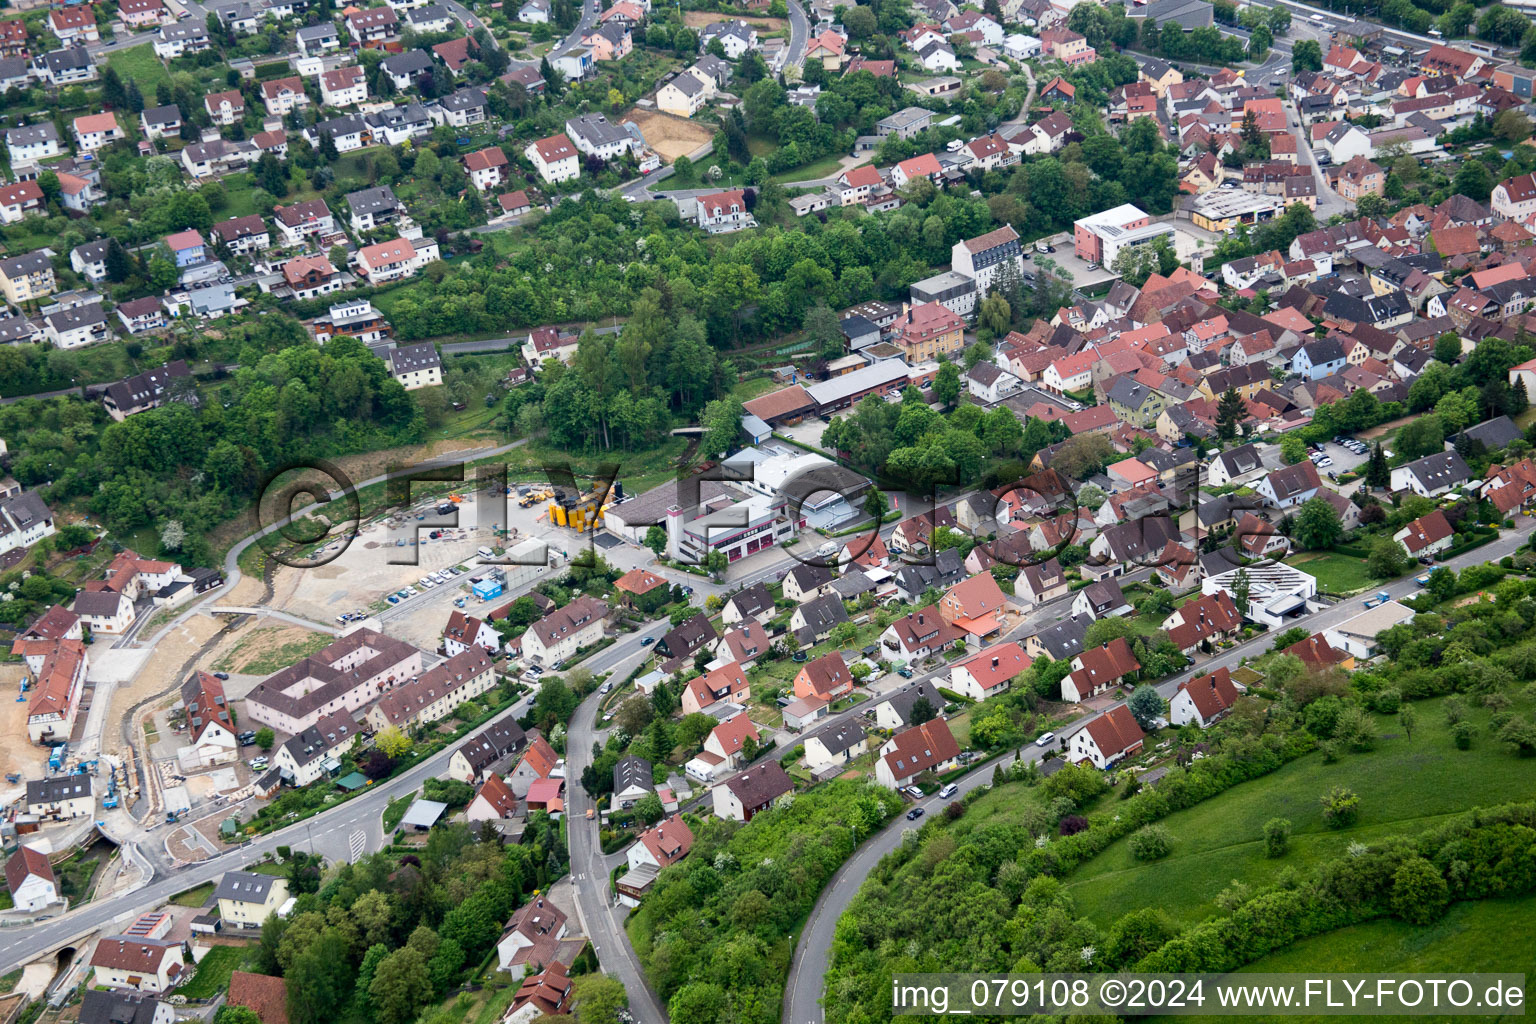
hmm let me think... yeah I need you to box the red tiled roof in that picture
[1081,704,1144,758]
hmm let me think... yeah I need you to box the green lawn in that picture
[170,882,216,908]
[181,945,256,1000]
[107,46,170,96]
[773,153,847,184]
[1140,894,1536,1024]
[1065,692,1536,929]
[1288,551,1379,596]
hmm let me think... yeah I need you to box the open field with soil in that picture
[626,110,714,163]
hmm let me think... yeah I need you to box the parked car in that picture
[212,672,230,680]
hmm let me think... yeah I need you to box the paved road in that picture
[563,633,673,1024]
[785,0,808,68]
[1287,97,1350,220]
[782,520,1536,1024]
[0,725,467,972]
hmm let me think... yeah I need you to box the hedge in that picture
[1137,800,1536,972]
[1019,729,1318,881]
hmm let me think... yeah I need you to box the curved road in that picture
[782,521,1536,1024]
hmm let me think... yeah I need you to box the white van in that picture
[477,546,494,559]
[1036,731,1056,747]
[938,783,958,799]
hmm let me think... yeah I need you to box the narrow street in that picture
[782,519,1536,1024]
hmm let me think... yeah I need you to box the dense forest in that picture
[629,781,904,1024]
[248,817,570,1024]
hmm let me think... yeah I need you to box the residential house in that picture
[950,642,1029,701]
[5,847,57,912]
[874,717,959,789]
[525,133,579,183]
[90,939,185,993]
[1394,508,1454,558]
[1060,637,1140,702]
[448,715,527,784]
[712,760,793,821]
[1391,451,1470,498]
[520,596,607,666]
[1169,667,1239,726]
[180,671,236,766]
[682,661,751,715]
[214,871,288,929]
[1069,704,1145,768]
[1071,578,1131,620]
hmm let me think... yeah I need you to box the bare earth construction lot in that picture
[680,11,787,31]
[626,111,714,163]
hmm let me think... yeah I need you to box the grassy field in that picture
[213,627,334,674]
[171,882,216,907]
[1288,551,1378,596]
[1065,692,1536,929]
[774,153,847,184]
[55,850,103,904]
[1139,895,1536,1023]
[107,46,170,96]
[182,945,257,1000]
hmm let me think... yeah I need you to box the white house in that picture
[89,939,185,993]
[1168,668,1239,727]
[495,896,569,977]
[214,871,289,929]
[4,847,57,912]
[180,671,237,766]
[949,642,1028,701]
[1068,705,1144,768]
[521,596,607,665]
[525,133,580,183]
[1390,451,1471,498]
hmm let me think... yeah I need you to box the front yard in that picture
[1288,551,1377,596]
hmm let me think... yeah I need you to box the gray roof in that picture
[797,592,849,631]
[804,718,866,755]
[26,775,92,805]
[1399,450,1470,489]
[142,104,181,127]
[213,869,280,904]
[439,86,488,112]
[297,23,339,39]
[726,581,774,618]
[0,251,51,278]
[405,3,452,21]
[874,680,944,726]
[1214,442,1264,478]
[347,185,402,217]
[383,49,435,76]
[457,714,527,773]
[80,991,163,1024]
[1460,415,1523,452]
[667,71,703,96]
[614,754,653,793]
[565,112,631,149]
[6,123,59,147]
[42,47,92,73]
[386,342,441,374]
[1032,616,1088,661]
[46,303,105,333]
